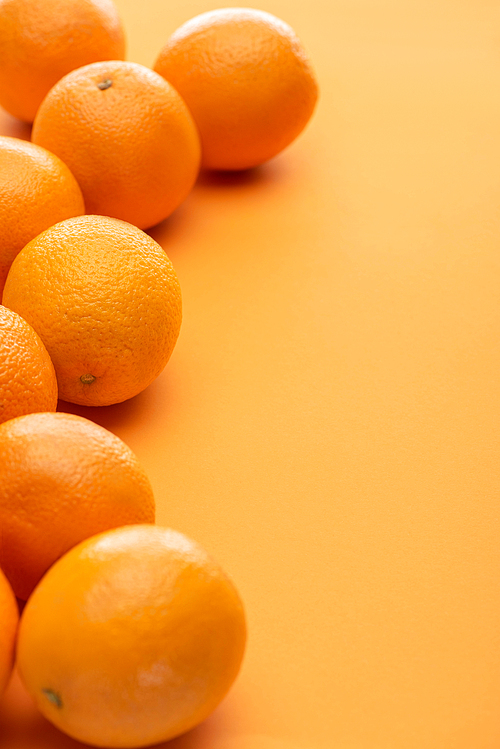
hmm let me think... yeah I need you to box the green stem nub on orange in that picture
[42,688,63,708]
[97,79,112,90]
[80,374,96,385]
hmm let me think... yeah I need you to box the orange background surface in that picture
[1,0,500,747]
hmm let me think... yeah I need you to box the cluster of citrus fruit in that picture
[0,0,318,745]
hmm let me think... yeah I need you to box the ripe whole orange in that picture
[32,61,201,229]
[0,567,17,697]
[17,525,246,748]
[0,412,155,601]
[3,215,182,406]
[154,8,319,170]
[0,0,125,122]
[0,136,84,296]
[0,305,57,424]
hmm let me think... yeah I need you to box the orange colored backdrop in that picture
[2,1,500,748]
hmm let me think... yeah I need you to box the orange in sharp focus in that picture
[0,305,57,424]
[154,8,319,170]
[3,215,182,406]
[32,60,201,229]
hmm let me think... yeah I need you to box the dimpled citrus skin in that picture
[0,305,57,424]
[17,525,247,748]
[153,8,319,171]
[2,215,182,406]
[0,568,18,697]
[0,136,84,296]
[0,0,125,123]
[0,412,155,601]
[32,61,201,229]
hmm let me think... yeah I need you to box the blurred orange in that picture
[17,525,246,747]
[0,0,125,122]
[0,567,17,697]
[0,412,155,600]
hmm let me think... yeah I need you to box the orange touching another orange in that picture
[0,136,84,296]
[154,8,319,171]
[0,0,125,123]
[17,525,246,748]
[0,412,155,601]
[0,305,57,424]
[3,215,182,406]
[0,567,17,697]
[32,60,201,229]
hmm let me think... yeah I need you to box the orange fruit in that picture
[0,305,57,424]
[0,412,155,601]
[0,0,125,123]
[32,61,201,229]
[0,136,84,296]
[17,525,246,747]
[153,8,319,171]
[3,215,182,406]
[0,567,18,697]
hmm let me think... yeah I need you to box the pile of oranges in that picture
[0,0,318,745]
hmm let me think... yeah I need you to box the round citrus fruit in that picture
[0,567,18,697]
[0,0,125,122]
[153,8,319,170]
[17,525,247,747]
[3,215,182,406]
[0,136,84,296]
[32,61,201,229]
[0,412,155,601]
[0,305,57,424]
